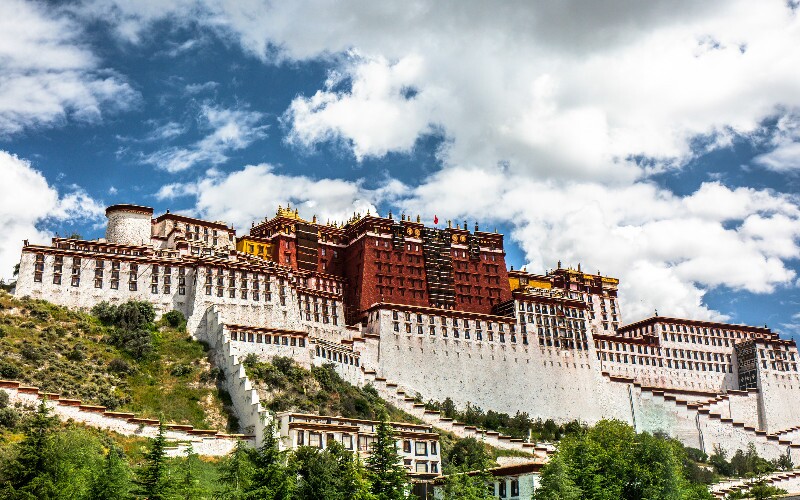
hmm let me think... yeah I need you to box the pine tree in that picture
[442,439,494,500]
[365,411,409,500]
[89,444,132,500]
[136,421,171,500]
[246,420,295,499]
[2,398,59,498]
[219,440,255,499]
[178,444,207,500]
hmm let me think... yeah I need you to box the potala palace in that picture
[12,203,800,484]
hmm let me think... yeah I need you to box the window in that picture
[53,275,61,285]
[430,442,437,455]
[511,479,519,496]
[415,462,428,473]
[499,480,507,498]
[403,440,411,453]
[71,276,80,287]
[415,441,427,455]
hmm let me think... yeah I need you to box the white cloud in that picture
[0,0,138,135]
[156,164,386,229]
[75,0,800,324]
[753,113,800,172]
[285,53,441,160]
[0,151,104,280]
[393,169,800,321]
[142,104,268,172]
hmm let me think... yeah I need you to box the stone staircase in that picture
[359,368,553,460]
[0,380,254,457]
[606,376,800,462]
[711,469,800,498]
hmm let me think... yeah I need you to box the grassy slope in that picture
[0,291,230,430]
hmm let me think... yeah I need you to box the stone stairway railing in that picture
[603,375,800,462]
[0,380,253,457]
[711,469,800,498]
[774,426,800,445]
[359,368,553,460]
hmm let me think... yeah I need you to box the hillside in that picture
[243,354,421,423]
[0,291,230,430]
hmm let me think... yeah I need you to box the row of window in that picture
[315,346,359,366]
[390,311,511,331]
[229,331,305,347]
[393,321,528,344]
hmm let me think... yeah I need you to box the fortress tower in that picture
[104,204,154,246]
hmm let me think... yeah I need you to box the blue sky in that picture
[1,0,799,341]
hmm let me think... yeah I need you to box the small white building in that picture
[275,412,441,479]
[432,462,542,500]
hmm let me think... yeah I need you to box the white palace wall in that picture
[365,309,631,425]
[15,252,194,319]
[758,370,800,433]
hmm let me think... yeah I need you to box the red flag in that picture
[433,215,439,225]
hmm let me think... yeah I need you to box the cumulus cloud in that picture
[142,104,268,172]
[77,0,800,323]
[393,169,800,321]
[753,113,800,172]
[155,163,395,229]
[0,151,104,280]
[0,0,137,135]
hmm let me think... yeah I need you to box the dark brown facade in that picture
[247,210,511,324]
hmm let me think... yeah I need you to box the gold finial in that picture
[312,215,317,224]
[416,214,421,223]
[447,219,452,228]
[367,209,371,216]
[388,210,393,219]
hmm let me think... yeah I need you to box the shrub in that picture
[686,447,708,463]
[170,364,192,377]
[0,360,20,379]
[163,310,186,329]
[109,327,153,360]
[21,344,42,361]
[66,343,87,362]
[0,390,8,408]
[92,301,118,325]
[108,358,133,374]
[0,407,19,429]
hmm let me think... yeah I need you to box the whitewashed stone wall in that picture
[758,370,800,433]
[200,308,270,445]
[366,309,630,425]
[106,209,152,246]
[0,384,250,456]
[15,252,194,319]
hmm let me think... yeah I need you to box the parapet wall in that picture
[0,380,251,456]
[200,307,270,445]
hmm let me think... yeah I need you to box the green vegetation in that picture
[440,437,494,500]
[0,292,230,429]
[243,354,418,423]
[425,397,586,441]
[708,443,793,478]
[726,478,787,500]
[0,402,420,499]
[534,419,714,500]
[365,412,409,500]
